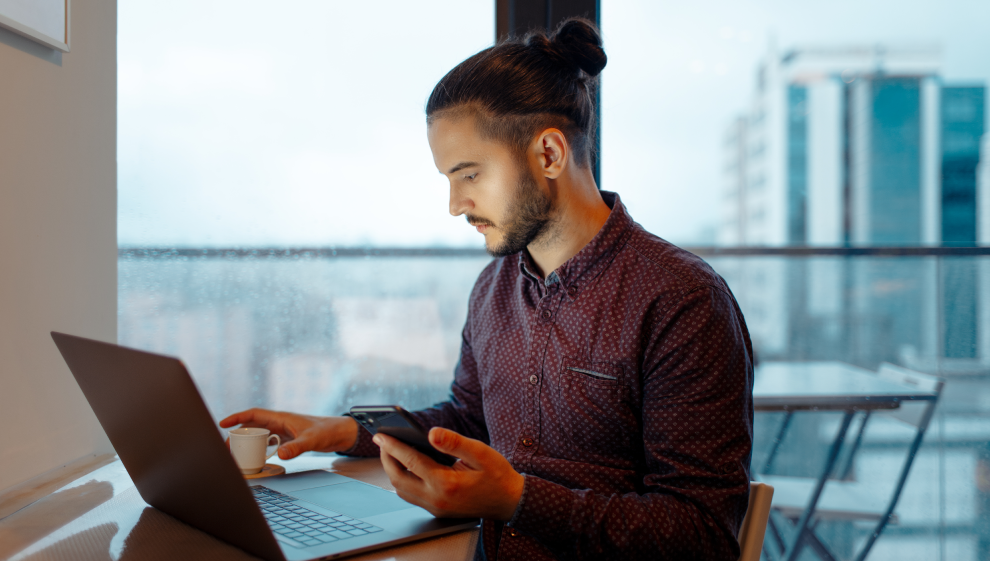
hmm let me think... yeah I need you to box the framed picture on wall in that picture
[0,0,70,52]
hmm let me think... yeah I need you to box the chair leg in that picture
[763,411,794,474]
[783,411,855,561]
[852,417,932,561]
[762,541,774,561]
[806,526,840,561]
[838,411,871,480]
[853,387,945,561]
[764,514,786,561]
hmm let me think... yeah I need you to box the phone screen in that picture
[349,405,457,466]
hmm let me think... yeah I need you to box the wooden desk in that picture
[0,454,479,561]
[6,362,933,560]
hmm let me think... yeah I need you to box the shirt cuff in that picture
[335,414,381,457]
[506,474,576,545]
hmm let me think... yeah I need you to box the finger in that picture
[221,409,293,439]
[380,449,439,514]
[218,413,243,428]
[429,427,490,469]
[219,408,271,429]
[379,446,422,484]
[373,434,440,479]
[277,435,317,460]
[234,421,285,435]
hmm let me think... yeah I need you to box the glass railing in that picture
[118,246,990,560]
[118,248,492,421]
[700,247,990,561]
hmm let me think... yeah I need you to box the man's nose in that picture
[449,183,473,217]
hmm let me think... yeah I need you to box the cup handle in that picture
[265,435,281,461]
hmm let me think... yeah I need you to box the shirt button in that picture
[521,437,534,447]
[508,529,519,537]
[541,309,552,320]
[529,374,538,385]
[567,286,578,297]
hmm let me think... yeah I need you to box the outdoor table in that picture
[752,361,940,561]
[754,361,935,412]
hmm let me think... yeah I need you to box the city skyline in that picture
[716,43,987,372]
[719,44,986,247]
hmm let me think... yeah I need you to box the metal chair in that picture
[760,363,944,561]
[739,482,775,561]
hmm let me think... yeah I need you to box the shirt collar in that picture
[517,191,634,294]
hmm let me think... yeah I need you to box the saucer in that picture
[243,463,286,479]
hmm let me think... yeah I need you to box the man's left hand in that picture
[374,427,524,521]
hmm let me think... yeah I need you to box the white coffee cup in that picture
[229,428,281,474]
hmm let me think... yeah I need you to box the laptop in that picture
[51,331,477,561]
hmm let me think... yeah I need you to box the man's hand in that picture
[375,427,524,521]
[219,409,359,460]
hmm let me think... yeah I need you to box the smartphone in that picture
[349,405,458,467]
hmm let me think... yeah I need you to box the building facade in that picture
[719,46,986,371]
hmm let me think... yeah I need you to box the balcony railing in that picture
[119,245,990,561]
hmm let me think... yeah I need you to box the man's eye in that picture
[466,173,478,181]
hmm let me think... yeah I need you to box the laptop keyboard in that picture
[251,486,383,549]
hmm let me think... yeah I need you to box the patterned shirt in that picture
[344,191,754,560]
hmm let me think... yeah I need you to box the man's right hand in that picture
[219,409,359,460]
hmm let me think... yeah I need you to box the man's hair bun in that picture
[427,16,607,168]
[551,17,607,77]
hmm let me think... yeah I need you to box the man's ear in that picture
[534,129,568,179]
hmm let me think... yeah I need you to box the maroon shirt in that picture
[344,192,754,560]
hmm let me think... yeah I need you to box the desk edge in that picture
[0,452,118,521]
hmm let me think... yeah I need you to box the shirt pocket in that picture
[564,365,620,385]
[555,358,635,458]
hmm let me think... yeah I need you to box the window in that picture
[119,2,990,557]
[119,1,493,249]
[118,1,495,420]
[602,2,989,558]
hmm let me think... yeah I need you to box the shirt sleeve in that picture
[337,319,490,458]
[406,320,490,444]
[506,285,754,560]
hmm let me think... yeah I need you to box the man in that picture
[222,18,754,560]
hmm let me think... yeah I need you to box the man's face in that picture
[428,114,554,257]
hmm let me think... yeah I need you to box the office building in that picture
[720,45,987,370]
[718,45,964,247]
[942,86,986,245]
[981,137,990,244]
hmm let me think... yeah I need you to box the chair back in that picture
[877,362,943,394]
[738,482,774,561]
[876,363,945,428]
[849,363,944,561]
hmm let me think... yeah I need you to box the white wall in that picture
[806,79,843,246]
[921,77,941,245]
[981,136,990,364]
[849,79,873,245]
[979,136,990,245]
[0,1,117,494]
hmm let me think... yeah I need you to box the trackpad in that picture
[290,482,414,519]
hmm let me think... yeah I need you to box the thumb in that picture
[277,437,310,460]
[429,427,487,466]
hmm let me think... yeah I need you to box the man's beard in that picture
[468,167,554,258]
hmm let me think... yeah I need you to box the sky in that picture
[118,0,990,248]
